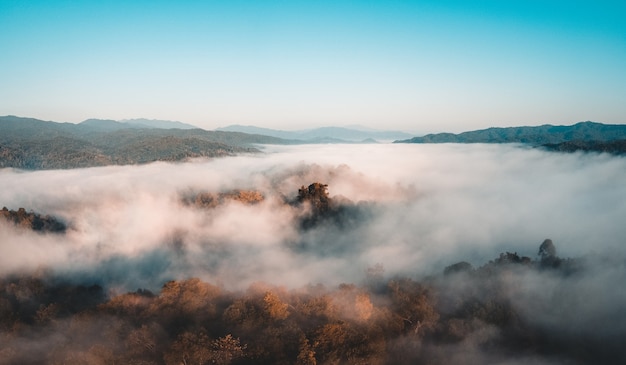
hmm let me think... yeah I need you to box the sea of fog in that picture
[1,143,625,291]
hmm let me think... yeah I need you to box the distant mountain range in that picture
[395,121,626,145]
[120,118,198,129]
[3,116,625,170]
[0,116,409,170]
[216,125,414,142]
[0,116,287,169]
[79,118,198,131]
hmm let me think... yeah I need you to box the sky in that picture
[1,0,625,133]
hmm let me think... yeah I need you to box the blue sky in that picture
[1,0,625,133]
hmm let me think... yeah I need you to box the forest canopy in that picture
[0,239,617,365]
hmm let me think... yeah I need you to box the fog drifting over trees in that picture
[1,144,625,363]
[1,144,624,288]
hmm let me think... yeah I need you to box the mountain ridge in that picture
[395,121,626,145]
[119,118,198,130]
[217,124,414,142]
[0,116,289,169]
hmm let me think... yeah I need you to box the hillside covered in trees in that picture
[542,139,626,155]
[0,116,290,169]
[395,121,626,151]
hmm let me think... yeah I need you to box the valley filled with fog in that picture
[1,143,625,364]
[2,144,624,289]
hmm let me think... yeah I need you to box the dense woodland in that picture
[0,116,277,169]
[0,239,620,365]
[395,121,626,145]
[1,186,624,364]
[542,139,626,154]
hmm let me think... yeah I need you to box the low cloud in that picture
[1,144,625,290]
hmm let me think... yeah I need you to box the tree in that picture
[210,334,246,365]
[538,239,556,259]
[122,323,165,363]
[298,183,331,213]
[296,337,316,365]
[443,261,473,276]
[164,330,213,365]
[263,291,289,321]
[387,278,439,335]
[538,239,562,268]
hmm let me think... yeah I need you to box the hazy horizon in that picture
[2,114,619,136]
[2,1,625,134]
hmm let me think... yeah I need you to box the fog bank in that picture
[1,144,625,290]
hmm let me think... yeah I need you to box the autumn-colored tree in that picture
[298,183,331,213]
[332,284,375,323]
[147,278,222,331]
[211,334,246,365]
[186,190,264,209]
[164,330,214,365]
[164,332,245,365]
[121,323,166,364]
[296,337,317,365]
[263,291,289,321]
[387,278,439,335]
[99,290,154,320]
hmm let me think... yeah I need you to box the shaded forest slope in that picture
[0,116,290,169]
[396,121,626,147]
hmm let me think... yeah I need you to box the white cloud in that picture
[0,144,625,290]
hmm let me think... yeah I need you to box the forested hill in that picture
[395,121,626,145]
[542,139,626,155]
[0,116,290,170]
